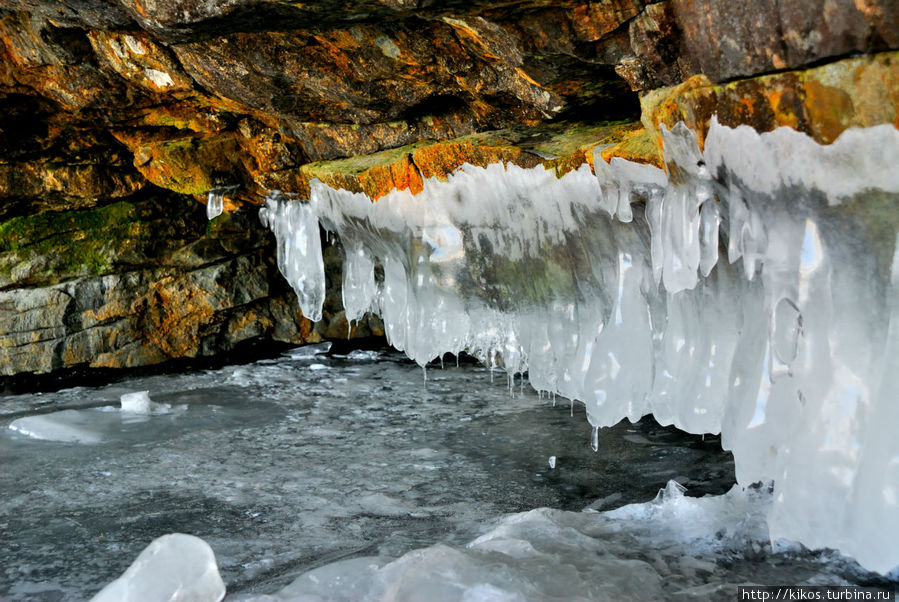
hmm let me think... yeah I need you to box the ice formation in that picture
[91,533,225,602]
[7,391,183,444]
[206,190,224,220]
[120,390,171,414]
[9,409,106,444]
[235,481,780,601]
[259,195,325,321]
[259,119,899,573]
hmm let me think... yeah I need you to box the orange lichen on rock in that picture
[599,127,664,169]
[569,0,643,41]
[290,121,656,200]
[112,130,245,196]
[411,137,535,181]
[642,51,899,148]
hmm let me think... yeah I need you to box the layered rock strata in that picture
[0,0,896,378]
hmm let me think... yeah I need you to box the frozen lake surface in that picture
[0,345,890,600]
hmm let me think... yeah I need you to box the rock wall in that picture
[0,0,896,379]
[0,189,383,381]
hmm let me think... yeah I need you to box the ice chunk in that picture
[120,390,171,414]
[91,533,225,602]
[243,557,382,601]
[346,349,382,360]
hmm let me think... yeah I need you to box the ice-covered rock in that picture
[259,120,899,573]
[91,533,225,602]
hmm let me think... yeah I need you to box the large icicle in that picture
[260,120,899,573]
[259,195,325,322]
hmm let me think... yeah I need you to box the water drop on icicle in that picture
[591,426,599,452]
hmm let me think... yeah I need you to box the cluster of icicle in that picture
[259,118,899,573]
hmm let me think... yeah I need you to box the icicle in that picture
[548,456,556,469]
[489,349,495,384]
[341,240,377,322]
[591,426,599,452]
[259,195,325,321]
[258,121,899,573]
[206,190,224,220]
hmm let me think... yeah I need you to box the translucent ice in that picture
[341,239,378,322]
[259,194,325,321]
[91,533,225,602]
[9,409,105,444]
[206,190,224,220]
[260,120,899,573]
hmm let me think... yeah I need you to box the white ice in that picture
[8,391,183,443]
[120,390,172,414]
[91,533,225,602]
[260,120,899,573]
